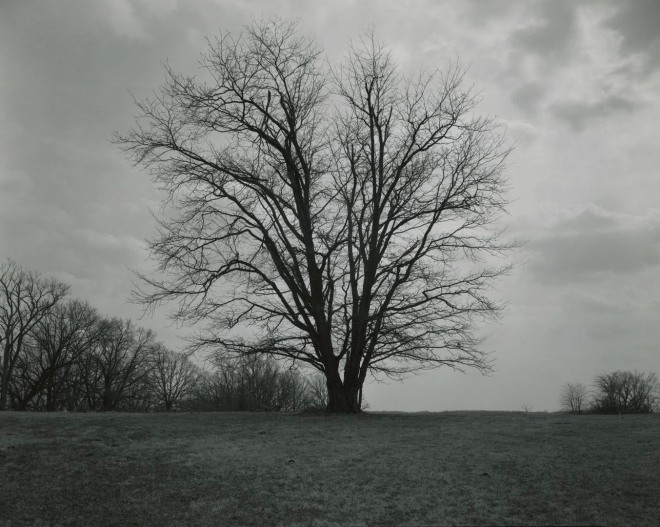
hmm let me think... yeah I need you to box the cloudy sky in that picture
[2,0,659,411]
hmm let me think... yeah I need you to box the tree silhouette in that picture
[0,260,69,410]
[118,19,511,412]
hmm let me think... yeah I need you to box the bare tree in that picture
[118,19,511,412]
[233,354,281,411]
[8,300,99,410]
[190,355,316,412]
[0,260,69,410]
[592,371,658,414]
[559,382,588,414]
[82,318,157,411]
[190,370,233,411]
[275,368,313,411]
[306,373,329,410]
[150,346,200,410]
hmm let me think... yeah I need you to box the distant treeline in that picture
[560,370,659,415]
[0,259,326,412]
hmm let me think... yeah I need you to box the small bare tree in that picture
[0,260,69,410]
[559,382,588,414]
[235,355,281,411]
[275,368,312,411]
[150,346,200,411]
[118,19,511,412]
[306,373,329,410]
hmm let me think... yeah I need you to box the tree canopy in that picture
[118,19,512,412]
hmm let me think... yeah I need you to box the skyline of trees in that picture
[5,258,659,415]
[0,259,325,412]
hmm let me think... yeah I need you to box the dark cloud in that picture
[511,82,545,114]
[502,1,657,128]
[528,207,660,284]
[555,206,620,233]
[605,0,660,71]
[461,0,519,25]
[511,0,578,62]
[531,230,659,282]
[549,94,641,131]
[501,1,580,118]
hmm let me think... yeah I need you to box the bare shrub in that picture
[559,382,588,414]
[591,371,658,414]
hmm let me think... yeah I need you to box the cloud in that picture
[511,0,578,62]
[605,0,660,72]
[499,2,581,119]
[527,205,660,285]
[90,0,182,41]
[511,82,545,114]
[500,0,658,132]
[549,94,641,131]
[94,0,147,40]
[462,0,520,25]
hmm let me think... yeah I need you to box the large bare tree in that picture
[0,260,69,410]
[119,20,511,412]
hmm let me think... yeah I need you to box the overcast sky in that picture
[2,0,659,411]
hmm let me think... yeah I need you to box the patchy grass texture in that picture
[0,411,659,526]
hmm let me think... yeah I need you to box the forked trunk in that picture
[325,373,362,413]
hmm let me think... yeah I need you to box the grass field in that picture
[0,411,658,526]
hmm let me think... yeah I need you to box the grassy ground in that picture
[0,411,658,526]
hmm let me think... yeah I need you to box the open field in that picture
[0,411,658,526]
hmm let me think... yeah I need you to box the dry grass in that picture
[0,411,658,526]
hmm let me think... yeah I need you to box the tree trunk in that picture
[0,384,7,411]
[46,370,57,411]
[0,346,11,410]
[102,385,115,411]
[325,372,361,413]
